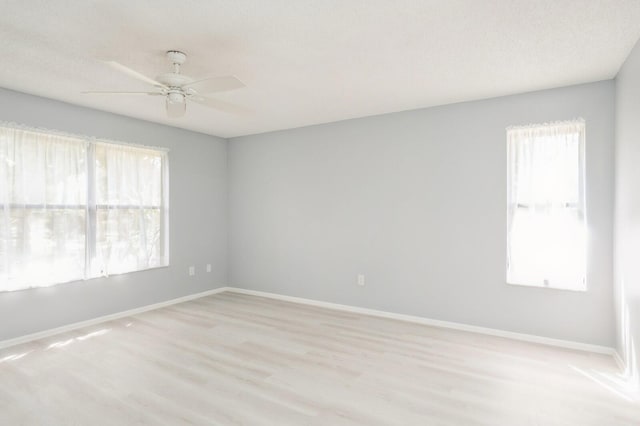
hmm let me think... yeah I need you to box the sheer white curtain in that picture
[507,120,586,290]
[0,126,88,291]
[92,142,168,276]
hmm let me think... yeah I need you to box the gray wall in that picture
[0,88,227,341]
[0,80,619,348]
[614,39,640,380]
[229,81,615,347]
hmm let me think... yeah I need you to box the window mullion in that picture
[161,152,170,266]
[85,142,97,279]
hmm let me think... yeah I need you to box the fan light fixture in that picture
[167,91,185,103]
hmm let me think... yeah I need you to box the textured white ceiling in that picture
[1,0,640,138]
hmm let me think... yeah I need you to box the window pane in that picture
[1,128,87,205]
[95,208,162,275]
[508,208,585,289]
[0,209,86,291]
[95,143,163,207]
[509,128,580,207]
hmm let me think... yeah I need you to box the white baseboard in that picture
[614,351,626,371]
[224,287,615,355]
[0,285,615,357]
[0,286,230,350]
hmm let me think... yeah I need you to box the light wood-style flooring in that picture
[0,291,638,425]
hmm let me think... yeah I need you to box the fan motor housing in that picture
[156,72,192,88]
[166,50,187,65]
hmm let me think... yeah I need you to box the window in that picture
[506,119,586,291]
[93,143,168,276]
[0,123,169,292]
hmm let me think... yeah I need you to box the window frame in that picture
[0,122,169,292]
[89,141,170,278]
[505,119,587,292]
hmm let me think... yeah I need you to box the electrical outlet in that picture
[188,266,195,276]
[206,264,212,273]
[357,274,365,286]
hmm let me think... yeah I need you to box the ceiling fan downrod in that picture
[166,50,187,74]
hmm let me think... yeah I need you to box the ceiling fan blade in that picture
[190,96,251,115]
[166,97,186,118]
[82,91,163,95]
[104,61,167,88]
[183,76,245,94]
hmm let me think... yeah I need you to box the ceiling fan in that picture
[84,50,247,118]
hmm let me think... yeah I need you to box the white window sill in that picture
[506,280,587,292]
